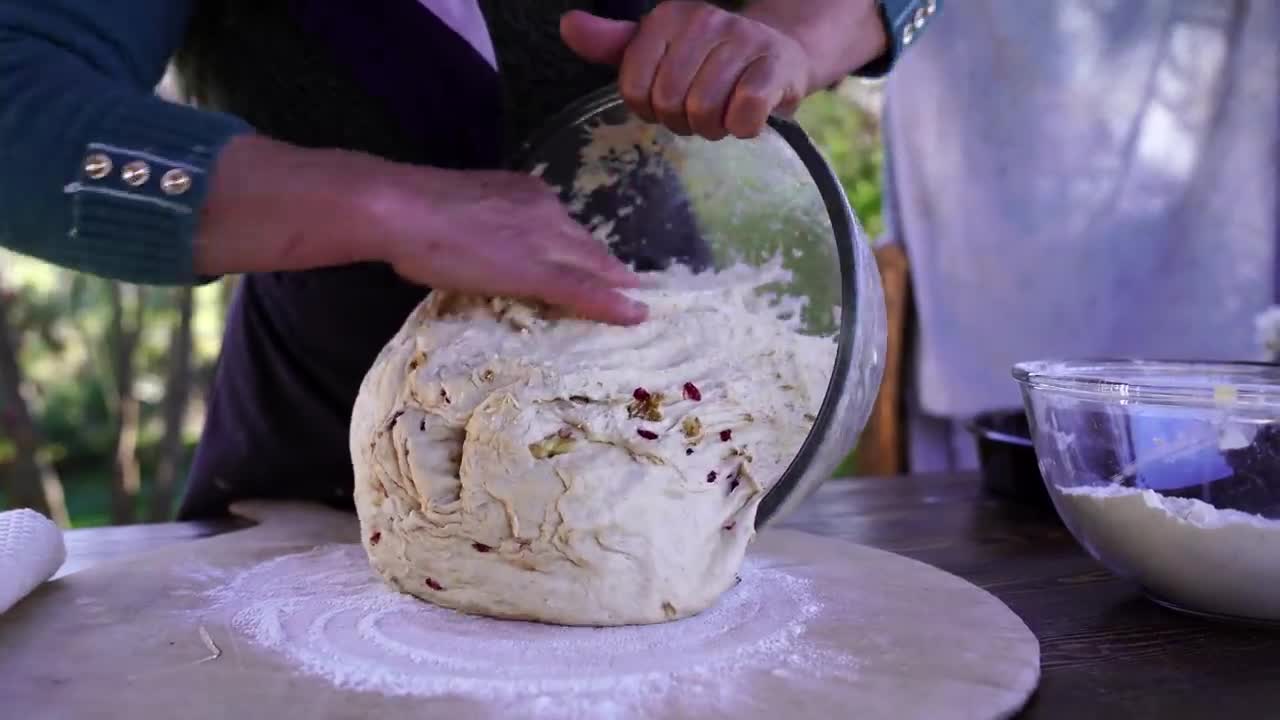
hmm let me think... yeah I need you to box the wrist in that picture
[855,0,943,78]
[744,0,887,93]
[196,135,389,275]
[355,162,460,271]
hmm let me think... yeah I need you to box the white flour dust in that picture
[1058,485,1280,620]
[200,544,858,718]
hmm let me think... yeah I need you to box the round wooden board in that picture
[0,502,1039,719]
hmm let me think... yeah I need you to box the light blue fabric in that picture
[1127,413,1235,490]
[880,0,1279,471]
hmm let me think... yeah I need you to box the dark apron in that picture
[172,0,671,518]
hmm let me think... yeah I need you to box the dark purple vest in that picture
[177,0,654,518]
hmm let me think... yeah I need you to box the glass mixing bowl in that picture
[513,86,886,526]
[1014,359,1280,624]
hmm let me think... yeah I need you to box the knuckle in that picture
[651,1,689,22]
[651,77,686,115]
[726,105,766,138]
[691,99,721,128]
[684,4,722,32]
[652,90,684,118]
[724,14,756,37]
[619,79,651,111]
[736,85,772,115]
[727,117,763,139]
[685,91,719,122]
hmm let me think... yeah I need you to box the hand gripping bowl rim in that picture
[511,84,871,528]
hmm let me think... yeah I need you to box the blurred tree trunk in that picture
[107,283,145,525]
[0,285,70,526]
[148,288,194,522]
[196,276,237,392]
[218,275,237,320]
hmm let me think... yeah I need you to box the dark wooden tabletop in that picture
[59,472,1280,720]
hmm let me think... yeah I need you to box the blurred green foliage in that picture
[673,86,884,337]
[0,266,227,525]
[796,89,885,239]
[0,85,883,526]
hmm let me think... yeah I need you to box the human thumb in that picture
[560,10,637,66]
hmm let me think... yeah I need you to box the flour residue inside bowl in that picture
[201,544,858,718]
[1057,485,1280,620]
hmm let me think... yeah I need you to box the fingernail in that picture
[625,298,649,322]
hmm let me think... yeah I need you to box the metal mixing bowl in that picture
[1014,359,1280,623]
[513,86,886,526]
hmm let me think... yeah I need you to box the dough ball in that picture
[350,268,835,626]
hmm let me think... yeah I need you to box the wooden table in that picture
[57,473,1280,719]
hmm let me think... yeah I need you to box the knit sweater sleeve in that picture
[0,0,252,285]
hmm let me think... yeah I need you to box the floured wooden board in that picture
[0,502,1039,720]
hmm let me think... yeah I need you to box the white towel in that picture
[0,509,65,615]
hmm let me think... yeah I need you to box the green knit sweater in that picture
[0,0,249,284]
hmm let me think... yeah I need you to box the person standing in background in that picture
[878,0,1278,472]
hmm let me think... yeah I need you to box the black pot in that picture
[968,409,1053,508]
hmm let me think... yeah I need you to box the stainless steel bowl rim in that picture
[512,85,869,528]
[1012,358,1280,410]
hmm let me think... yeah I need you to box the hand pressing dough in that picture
[350,265,836,626]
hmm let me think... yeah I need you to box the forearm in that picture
[194,135,390,277]
[742,0,888,92]
[0,3,400,284]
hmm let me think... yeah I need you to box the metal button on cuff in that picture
[160,168,193,196]
[882,0,941,51]
[62,142,213,284]
[83,153,112,180]
[70,143,205,210]
[121,160,151,187]
[858,0,943,77]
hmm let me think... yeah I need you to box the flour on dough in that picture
[349,263,836,626]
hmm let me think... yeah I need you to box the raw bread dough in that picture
[349,265,836,625]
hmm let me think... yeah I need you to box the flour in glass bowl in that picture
[200,544,859,719]
[1056,485,1280,620]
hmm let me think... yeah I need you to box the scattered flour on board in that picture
[198,544,860,719]
[1057,485,1280,620]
